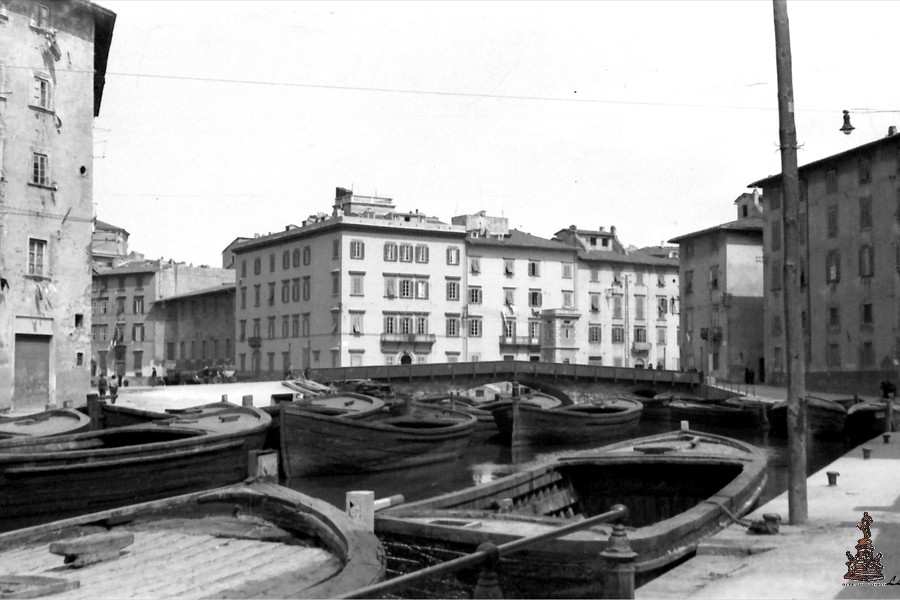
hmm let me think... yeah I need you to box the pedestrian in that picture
[109,374,119,399]
[98,373,108,397]
[749,369,755,386]
[881,380,896,400]
[150,366,158,386]
[744,368,751,386]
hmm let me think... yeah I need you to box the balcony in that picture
[247,336,262,348]
[498,336,541,349]
[632,341,652,353]
[699,327,723,342]
[380,333,436,345]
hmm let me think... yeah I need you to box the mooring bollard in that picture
[600,505,636,599]
[680,420,689,432]
[221,394,228,403]
[241,394,253,407]
[862,447,872,460]
[827,471,839,486]
[884,433,892,444]
[346,491,375,532]
[473,542,503,599]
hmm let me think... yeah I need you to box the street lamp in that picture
[840,110,855,135]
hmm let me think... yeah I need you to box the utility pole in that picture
[773,0,808,524]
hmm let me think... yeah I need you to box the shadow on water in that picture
[286,419,858,510]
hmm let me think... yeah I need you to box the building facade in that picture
[155,284,235,375]
[669,193,764,382]
[228,188,681,376]
[90,260,234,383]
[0,0,115,410]
[91,218,129,268]
[751,128,900,391]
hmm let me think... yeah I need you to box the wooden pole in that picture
[773,0,808,525]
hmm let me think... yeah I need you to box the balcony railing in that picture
[247,336,262,348]
[631,341,652,352]
[699,327,723,342]
[498,335,541,348]
[380,333,436,344]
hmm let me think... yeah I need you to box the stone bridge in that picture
[309,361,702,404]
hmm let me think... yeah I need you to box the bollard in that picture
[884,433,892,444]
[862,447,872,460]
[600,505,636,599]
[241,394,253,407]
[473,542,503,599]
[887,397,895,433]
[221,394,228,403]
[680,420,689,432]
[346,491,375,532]
[248,450,278,483]
[827,471,839,486]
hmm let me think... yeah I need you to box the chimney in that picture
[610,225,617,237]
[889,126,897,137]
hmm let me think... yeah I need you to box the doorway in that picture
[14,334,50,410]
[400,353,413,365]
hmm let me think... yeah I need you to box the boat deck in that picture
[1,519,341,599]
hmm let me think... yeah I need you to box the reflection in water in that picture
[286,419,857,510]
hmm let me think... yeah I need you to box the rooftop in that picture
[668,217,764,244]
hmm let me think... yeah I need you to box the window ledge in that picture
[27,182,57,191]
[28,104,55,115]
[25,274,50,281]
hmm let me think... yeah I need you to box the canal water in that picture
[285,419,860,511]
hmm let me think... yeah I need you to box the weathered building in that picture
[155,284,236,375]
[669,193,764,382]
[91,218,129,268]
[0,0,115,410]
[750,128,900,392]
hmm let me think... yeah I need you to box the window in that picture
[562,291,573,308]
[92,324,107,341]
[859,245,874,277]
[828,306,840,330]
[657,327,667,345]
[861,342,875,367]
[770,221,781,252]
[239,320,247,341]
[240,287,247,309]
[684,242,694,259]
[468,318,482,337]
[657,296,668,318]
[291,278,300,302]
[350,240,365,259]
[468,286,482,304]
[826,250,841,283]
[635,295,645,320]
[267,282,276,305]
[635,270,644,285]
[861,303,874,327]
[400,279,413,299]
[129,324,144,342]
[827,206,839,238]
[860,196,873,230]
[528,261,540,277]
[590,293,600,313]
[252,318,261,338]
[292,248,301,267]
[590,269,599,282]
[634,327,647,343]
[303,246,311,265]
[399,244,413,262]
[351,313,364,334]
[302,277,311,301]
[415,245,429,263]
[133,296,144,314]
[281,280,290,303]
[826,168,837,193]
[415,280,429,299]
[269,253,276,272]
[116,296,126,315]
[282,315,289,338]
[470,257,480,274]
[589,324,601,343]
[384,242,398,261]
[241,260,247,278]
[709,266,719,290]
[771,260,782,291]
[684,270,693,295]
[384,276,397,298]
[446,280,460,301]
[332,239,340,259]
[613,294,623,319]
[446,247,460,265]
[267,317,276,339]
[499,259,513,277]
[332,272,340,296]
[31,152,49,186]
[350,273,364,296]
[292,314,300,337]
[529,321,540,339]
[416,317,428,335]
[28,238,46,276]
[32,3,50,28]
[399,316,412,335]
[528,289,542,307]
[383,315,396,334]
[302,314,310,336]
[32,76,52,110]
[282,251,290,270]
[612,326,625,344]
[504,288,515,307]
[859,156,871,184]
[254,257,261,275]
[503,318,516,338]
[446,317,460,337]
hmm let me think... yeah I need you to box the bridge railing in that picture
[313,360,699,388]
[338,504,634,599]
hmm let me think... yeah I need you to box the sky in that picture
[91,1,900,268]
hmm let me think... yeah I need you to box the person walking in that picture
[109,374,119,401]
[98,373,108,397]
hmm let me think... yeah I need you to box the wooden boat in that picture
[767,396,847,438]
[489,393,572,441]
[0,409,90,445]
[375,430,767,599]
[279,401,476,477]
[0,480,384,598]
[505,397,643,446]
[668,397,769,430]
[845,401,893,439]
[0,402,270,532]
[414,394,498,433]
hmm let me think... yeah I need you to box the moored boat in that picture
[0,402,270,532]
[668,397,769,430]
[767,396,847,438]
[0,480,384,598]
[845,401,893,439]
[0,409,90,446]
[375,429,767,599]
[507,397,643,446]
[489,393,572,441]
[279,401,476,477]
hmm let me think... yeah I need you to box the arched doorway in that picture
[400,353,413,365]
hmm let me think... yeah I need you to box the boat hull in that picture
[846,402,892,439]
[511,398,643,446]
[376,430,766,599]
[0,481,384,598]
[279,402,476,477]
[768,397,847,438]
[0,403,270,532]
[669,399,769,430]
